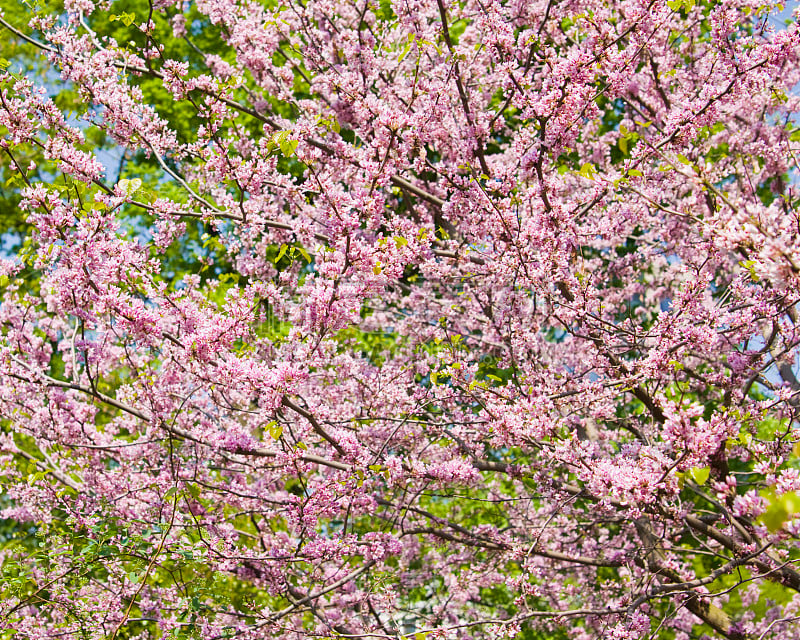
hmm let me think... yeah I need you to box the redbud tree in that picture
[0,0,799,638]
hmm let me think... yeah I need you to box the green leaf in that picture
[688,466,709,485]
[267,421,283,440]
[280,138,298,157]
[762,499,789,532]
[275,244,288,263]
[110,12,136,26]
[785,492,800,515]
[118,178,142,196]
[628,169,643,177]
[398,42,413,63]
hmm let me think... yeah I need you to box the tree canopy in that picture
[1,0,800,638]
